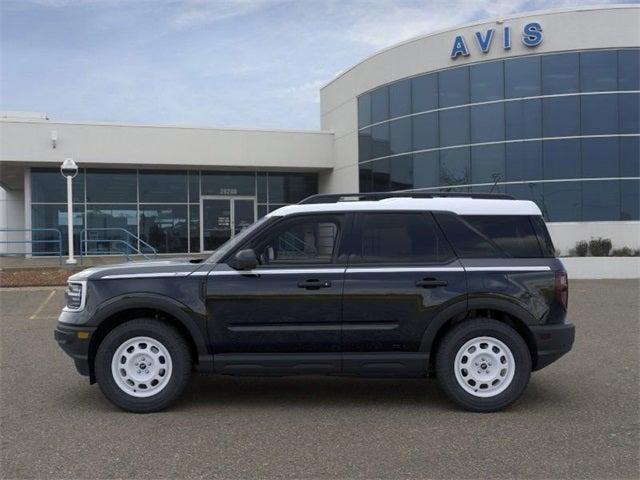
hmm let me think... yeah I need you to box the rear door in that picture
[341,211,466,375]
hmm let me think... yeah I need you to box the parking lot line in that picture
[29,289,57,320]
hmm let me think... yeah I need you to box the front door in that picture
[201,196,256,252]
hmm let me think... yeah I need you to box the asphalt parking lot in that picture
[1,280,638,479]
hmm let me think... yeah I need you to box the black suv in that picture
[55,192,574,413]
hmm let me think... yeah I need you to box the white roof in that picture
[269,197,542,217]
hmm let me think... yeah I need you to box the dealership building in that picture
[1,5,638,258]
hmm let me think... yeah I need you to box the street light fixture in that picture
[60,158,78,265]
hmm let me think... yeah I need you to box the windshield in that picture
[205,216,273,264]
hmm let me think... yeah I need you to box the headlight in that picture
[64,281,86,311]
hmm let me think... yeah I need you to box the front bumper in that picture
[530,321,575,371]
[54,323,96,378]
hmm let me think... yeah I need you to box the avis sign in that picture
[450,22,543,59]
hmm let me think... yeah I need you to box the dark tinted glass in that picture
[505,142,543,181]
[31,168,84,203]
[618,49,640,91]
[139,170,187,203]
[139,205,188,253]
[620,137,640,177]
[581,137,619,178]
[389,117,411,155]
[359,128,373,162]
[439,108,469,147]
[542,182,581,222]
[543,139,580,180]
[370,86,389,123]
[505,99,542,140]
[86,205,138,254]
[412,112,438,150]
[389,79,411,118]
[582,181,620,221]
[580,51,617,92]
[358,94,372,128]
[188,171,200,202]
[256,172,267,203]
[470,103,504,142]
[543,96,580,137]
[371,123,390,158]
[530,216,556,257]
[462,215,543,258]
[542,53,579,94]
[471,144,505,185]
[359,162,373,192]
[372,158,390,191]
[201,172,255,196]
[470,61,504,102]
[619,93,639,134]
[440,147,470,185]
[390,155,413,190]
[413,151,440,188]
[439,67,469,107]
[356,213,454,264]
[412,73,438,112]
[505,56,541,98]
[505,182,543,207]
[434,212,500,258]
[86,169,136,203]
[189,205,200,252]
[268,173,317,203]
[581,94,618,135]
[621,179,640,220]
[31,204,84,255]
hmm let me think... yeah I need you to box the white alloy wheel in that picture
[110,336,173,398]
[453,336,515,398]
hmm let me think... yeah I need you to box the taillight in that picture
[555,271,568,310]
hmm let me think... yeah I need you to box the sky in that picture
[1,0,636,130]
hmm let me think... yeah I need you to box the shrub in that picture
[573,240,588,257]
[589,237,612,257]
[611,247,640,257]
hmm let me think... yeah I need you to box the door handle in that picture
[415,278,448,288]
[297,279,332,290]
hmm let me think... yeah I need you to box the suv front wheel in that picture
[436,319,531,412]
[95,319,192,413]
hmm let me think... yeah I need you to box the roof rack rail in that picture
[298,191,515,204]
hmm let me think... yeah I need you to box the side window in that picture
[353,213,454,264]
[433,213,502,258]
[462,215,543,258]
[253,216,340,265]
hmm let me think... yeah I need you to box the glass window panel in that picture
[31,204,84,255]
[581,94,618,135]
[86,205,138,255]
[462,215,543,258]
[412,112,438,151]
[580,51,617,92]
[471,144,505,185]
[189,205,200,253]
[505,142,543,182]
[86,169,137,203]
[620,137,640,177]
[439,107,470,147]
[139,170,188,203]
[258,204,268,219]
[201,172,255,196]
[543,139,580,180]
[31,168,84,203]
[359,162,373,192]
[434,212,501,258]
[470,61,504,102]
[412,73,438,113]
[619,93,639,134]
[439,67,469,107]
[139,205,188,253]
[188,171,200,202]
[389,79,411,118]
[358,94,372,128]
[440,147,470,186]
[389,117,412,155]
[373,158,390,191]
[618,49,640,91]
[390,155,413,190]
[542,181,581,222]
[370,86,389,123]
[371,123,390,158]
[583,181,620,221]
[542,96,580,137]
[505,56,541,98]
[257,172,267,203]
[268,204,287,213]
[542,52,579,94]
[470,103,504,143]
[582,137,619,178]
[267,173,317,204]
[505,99,542,140]
[359,128,373,162]
[505,182,544,208]
[621,179,640,220]
[413,151,440,189]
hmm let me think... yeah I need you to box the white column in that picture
[66,175,76,264]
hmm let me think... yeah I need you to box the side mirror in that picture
[233,249,258,270]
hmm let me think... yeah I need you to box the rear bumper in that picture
[530,321,575,371]
[54,324,96,378]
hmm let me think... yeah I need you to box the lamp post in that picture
[60,158,78,265]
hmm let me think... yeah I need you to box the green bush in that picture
[573,240,588,257]
[589,237,612,257]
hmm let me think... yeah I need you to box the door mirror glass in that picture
[233,248,258,270]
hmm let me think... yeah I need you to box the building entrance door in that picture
[201,196,256,252]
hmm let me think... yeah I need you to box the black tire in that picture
[95,319,192,413]
[435,318,531,412]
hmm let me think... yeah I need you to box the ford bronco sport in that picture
[55,192,574,413]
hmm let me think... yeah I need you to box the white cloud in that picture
[170,0,286,29]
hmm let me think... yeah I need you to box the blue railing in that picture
[79,228,158,263]
[0,228,63,264]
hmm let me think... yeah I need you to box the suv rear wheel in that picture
[436,318,531,412]
[95,319,192,413]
